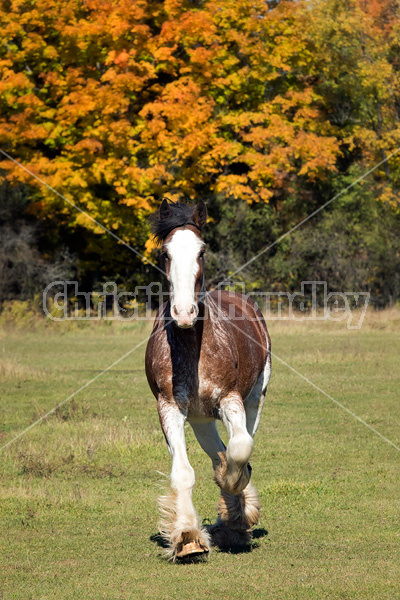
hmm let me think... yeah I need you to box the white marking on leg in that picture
[158,398,210,558]
[221,394,254,465]
[190,419,261,548]
[216,393,254,494]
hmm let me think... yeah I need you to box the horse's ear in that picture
[192,199,207,230]
[160,198,171,220]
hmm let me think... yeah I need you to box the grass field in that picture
[1,310,400,599]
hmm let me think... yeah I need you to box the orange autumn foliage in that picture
[0,0,341,249]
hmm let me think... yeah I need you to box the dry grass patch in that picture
[0,358,46,380]
[4,412,165,481]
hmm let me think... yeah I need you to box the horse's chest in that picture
[181,356,234,418]
[198,358,234,399]
[156,325,252,417]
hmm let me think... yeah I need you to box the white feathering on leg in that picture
[158,491,211,561]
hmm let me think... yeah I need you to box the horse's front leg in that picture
[157,396,210,560]
[216,392,255,494]
[212,393,261,547]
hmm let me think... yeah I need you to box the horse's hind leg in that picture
[190,420,226,469]
[157,397,210,561]
[245,353,271,437]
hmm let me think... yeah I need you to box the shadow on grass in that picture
[253,527,269,540]
[208,527,268,554]
[150,532,169,549]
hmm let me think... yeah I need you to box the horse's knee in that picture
[214,451,252,495]
[227,431,254,466]
[171,463,195,491]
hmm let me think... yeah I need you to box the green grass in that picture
[1,312,400,599]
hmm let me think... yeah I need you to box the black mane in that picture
[148,200,199,244]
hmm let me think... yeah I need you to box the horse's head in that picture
[150,199,207,328]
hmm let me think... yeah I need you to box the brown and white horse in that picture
[145,199,271,560]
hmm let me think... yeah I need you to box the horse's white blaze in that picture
[166,229,203,325]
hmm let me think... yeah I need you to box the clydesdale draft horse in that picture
[145,199,271,560]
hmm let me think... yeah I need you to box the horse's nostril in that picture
[190,304,196,315]
[172,305,179,316]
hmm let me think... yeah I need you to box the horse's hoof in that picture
[176,541,209,559]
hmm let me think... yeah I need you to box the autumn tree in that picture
[307,0,400,205]
[0,0,340,281]
[265,0,400,302]
[0,0,399,303]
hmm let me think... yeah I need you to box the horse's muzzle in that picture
[171,303,199,328]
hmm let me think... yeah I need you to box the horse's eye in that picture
[199,251,205,259]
